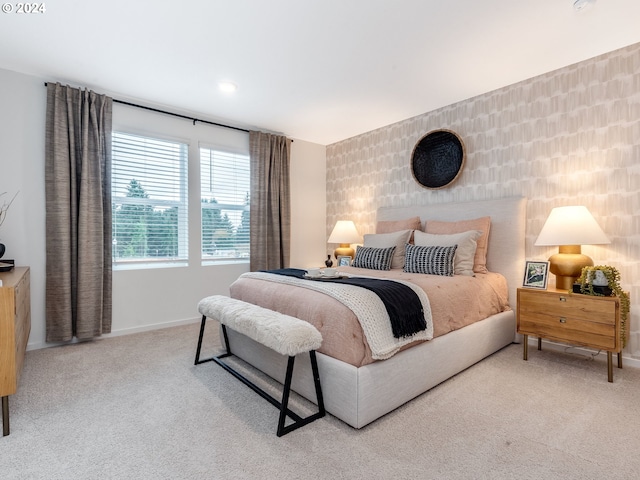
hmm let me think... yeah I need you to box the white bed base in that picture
[226,196,527,429]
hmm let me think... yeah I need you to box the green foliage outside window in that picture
[113,179,180,260]
[114,179,250,261]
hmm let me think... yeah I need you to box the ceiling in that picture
[1,0,639,145]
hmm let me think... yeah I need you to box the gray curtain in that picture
[45,83,113,341]
[249,132,291,271]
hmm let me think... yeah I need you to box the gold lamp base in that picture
[333,243,355,260]
[549,245,593,291]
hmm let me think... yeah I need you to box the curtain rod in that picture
[44,82,250,133]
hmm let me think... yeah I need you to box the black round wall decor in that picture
[411,129,465,189]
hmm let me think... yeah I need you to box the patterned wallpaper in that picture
[326,42,640,358]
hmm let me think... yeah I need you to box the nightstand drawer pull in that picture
[559,296,567,302]
[559,317,567,323]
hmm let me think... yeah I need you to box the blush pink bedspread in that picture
[229,267,510,367]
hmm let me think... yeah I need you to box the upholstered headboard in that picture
[377,196,527,307]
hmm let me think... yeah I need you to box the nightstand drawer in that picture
[518,315,616,350]
[518,290,617,326]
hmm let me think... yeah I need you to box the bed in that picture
[226,196,527,429]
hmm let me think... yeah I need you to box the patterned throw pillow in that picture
[413,230,482,276]
[363,230,412,269]
[403,244,458,276]
[352,246,396,270]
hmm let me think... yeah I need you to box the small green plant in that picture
[577,265,630,348]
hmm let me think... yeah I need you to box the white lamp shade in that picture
[534,206,610,246]
[328,220,361,244]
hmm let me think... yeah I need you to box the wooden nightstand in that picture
[517,287,622,382]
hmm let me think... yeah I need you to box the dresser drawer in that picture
[15,302,31,349]
[14,269,29,316]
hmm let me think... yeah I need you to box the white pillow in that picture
[413,230,482,276]
[363,229,412,269]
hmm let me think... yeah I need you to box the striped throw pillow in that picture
[403,244,458,276]
[353,246,396,270]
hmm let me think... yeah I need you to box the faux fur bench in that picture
[195,295,325,436]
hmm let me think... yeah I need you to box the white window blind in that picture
[112,132,188,265]
[200,147,250,262]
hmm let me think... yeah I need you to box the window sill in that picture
[113,261,188,271]
[201,259,249,267]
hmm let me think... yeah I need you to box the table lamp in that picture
[327,220,361,259]
[534,206,610,290]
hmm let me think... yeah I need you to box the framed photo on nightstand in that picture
[523,261,549,289]
[337,255,352,267]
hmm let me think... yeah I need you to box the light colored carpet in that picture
[2,322,640,479]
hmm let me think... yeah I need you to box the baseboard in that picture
[105,316,202,338]
[27,316,201,351]
[524,337,640,369]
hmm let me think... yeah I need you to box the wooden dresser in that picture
[0,267,31,436]
[517,287,622,382]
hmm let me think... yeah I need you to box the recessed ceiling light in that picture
[573,0,596,11]
[218,81,238,93]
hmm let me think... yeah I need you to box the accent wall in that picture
[326,42,640,359]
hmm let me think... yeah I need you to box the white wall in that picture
[0,67,327,349]
[0,69,47,348]
[290,139,327,268]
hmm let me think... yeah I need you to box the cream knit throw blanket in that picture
[240,272,433,360]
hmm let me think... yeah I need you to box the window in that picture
[112,132,188,265]
[200,147,250,262]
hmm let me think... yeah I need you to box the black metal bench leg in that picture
[276,351,326,437]
[310,350,325,416]
[195,319,325,436]
[194,315,209,365]
[2,396,9,436]
[195,316,233,365]
[277,357,297,437]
